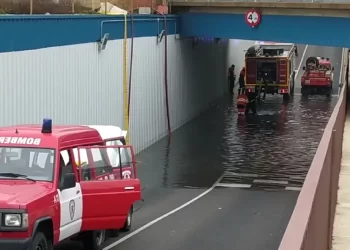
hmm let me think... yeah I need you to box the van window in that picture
[0,147,55,181]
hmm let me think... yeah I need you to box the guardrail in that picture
[170,0,350,3]
[278,49,349,250]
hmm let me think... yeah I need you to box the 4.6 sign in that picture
[245,9,262,28]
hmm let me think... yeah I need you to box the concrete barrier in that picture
[278,50,349,250]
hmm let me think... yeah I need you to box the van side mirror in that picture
[302,66,306,70]
[62,173,76,190]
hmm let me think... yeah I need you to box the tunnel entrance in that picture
[56,43,341,250]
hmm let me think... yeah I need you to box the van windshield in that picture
[0,147,55,182]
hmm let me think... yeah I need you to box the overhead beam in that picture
[170,2,350,17]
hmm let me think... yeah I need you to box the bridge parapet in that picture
[278,50,349,250]
[170,1,350,17]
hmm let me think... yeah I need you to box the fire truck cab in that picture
[301,56,334,97]
[0,120,141,250]
[244,42,297,101]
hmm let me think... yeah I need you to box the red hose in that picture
[154,9,171,139]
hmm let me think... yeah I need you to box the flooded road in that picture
[56,45,341,250]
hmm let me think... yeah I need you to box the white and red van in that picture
[0,120,141,250]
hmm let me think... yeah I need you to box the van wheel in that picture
[82,230,106,250]
[32,232,51,250]
[121,206,133,232]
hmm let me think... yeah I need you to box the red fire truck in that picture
[301,56,334,97]
[244,42,297,101]
[0,120,141,250]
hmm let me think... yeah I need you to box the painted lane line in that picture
[253,179,288,185]
[289,176,305,180]
[294,93,338,97]
[224,171,258,178]
[102,173,225,250]
[296,45,308,78]
[285,186,302,191]
[216,183,252,188]
[338,48,346,96]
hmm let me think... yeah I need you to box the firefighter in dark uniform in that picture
[238,67,245,95]
[228,64,236,94]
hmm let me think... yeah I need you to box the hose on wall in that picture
[154,10,171,139]
[164,16,170,139]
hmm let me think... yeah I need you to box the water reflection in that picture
[136,94,337,191]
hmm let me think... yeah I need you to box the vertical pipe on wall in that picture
[123,14,130,144]
[127,13,134,120]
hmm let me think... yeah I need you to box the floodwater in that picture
[137,93,338,191]
[56,92,339,250]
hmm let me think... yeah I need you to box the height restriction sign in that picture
[245,9,261,28]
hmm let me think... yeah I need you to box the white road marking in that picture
[294,93,338,97]
[285,186,302,191]
[216,183,252,188]
[253,179,288,185]
[296,45,308,78]
[102,173,225,250]
[289,176,305,180]
[338,48,346,96]
[224,171,258,178]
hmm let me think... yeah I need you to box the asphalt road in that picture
[55,44,342,250]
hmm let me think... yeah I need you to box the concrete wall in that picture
[227,39,255,72]
[0,15,255,153]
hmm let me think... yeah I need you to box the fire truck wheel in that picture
[31,231,51,250]
[283,93,290,101]
[301,87,308,96]
[290,72,295,95]
[121,206,133,232]
[82,230,105,250]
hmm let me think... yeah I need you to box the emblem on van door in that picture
[69,200,75,220]
[122,170,131,179]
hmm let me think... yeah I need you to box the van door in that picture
[57,150,83,241]
[105,138,133,179]
[77,145,141,231]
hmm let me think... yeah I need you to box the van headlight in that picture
[3,213,28,228]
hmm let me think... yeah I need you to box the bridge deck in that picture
[332,109,350,250]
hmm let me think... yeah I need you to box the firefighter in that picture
[228,64,236,94]
[245,92,257,115]
[295,46,298,57]
[238,67,245,95]
[237,92,248,115]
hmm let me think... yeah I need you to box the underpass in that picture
[54,44,342,250]
[0,5,347,249]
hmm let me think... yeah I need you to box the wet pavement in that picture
[56,45,342,250]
